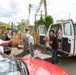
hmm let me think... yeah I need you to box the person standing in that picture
[22,27,30,50]
[57,27,62,49]
[43,30,59,64]
[28,33,34,58]
[6,32,12,40]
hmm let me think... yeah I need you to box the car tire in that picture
[4,50,11,55]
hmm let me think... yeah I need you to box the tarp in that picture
[12,29,18,32]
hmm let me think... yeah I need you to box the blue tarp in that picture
[12,29,18,32]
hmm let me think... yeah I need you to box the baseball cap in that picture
[25,27,29,30]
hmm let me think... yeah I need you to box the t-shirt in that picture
[0,39,4,53]
[28,36,34,45]
[50,36,58,50]
[22,31,30,42]
[25,32,30,45]
[26,32,30,38]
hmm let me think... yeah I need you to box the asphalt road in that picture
[11,47,76,75]
[59,57,76,75]
[44,56,76,75]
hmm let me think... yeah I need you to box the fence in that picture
[0,25,40,46]
[12,32,39,46]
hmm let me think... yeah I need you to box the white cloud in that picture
[0,0,76,24]
[39,0,76,22]
[0,0,28,22]
[46,0,76,22]
[0,0,40,25]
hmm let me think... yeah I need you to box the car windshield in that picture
[0,54,28,75]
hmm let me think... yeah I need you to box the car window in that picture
[50,24,60,34]
[0,55,21,75]
[63,22,72,36]
[38,25,46,35]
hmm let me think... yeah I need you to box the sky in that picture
[0,0,76,25]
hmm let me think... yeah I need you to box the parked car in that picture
[3,42,12,55]
[0,53,69,75]
[3,35,12,55]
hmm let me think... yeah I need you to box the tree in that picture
[0,21,11,30]
[17,19,29,32]
[35,17,46,28]
[35,15,54,29]
[17,22,23,31]
[56,19,64,22]
[45,15,54,29]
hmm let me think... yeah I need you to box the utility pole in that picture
[36,0,47,16]
[44,0,47,16]
[40,10,43,25]
[11,22,13,38]
[35,14,36,32]
[41,10,42,20]
[28,4,31,25]
[28,3,33,25]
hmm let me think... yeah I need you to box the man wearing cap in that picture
[22,27,30,50]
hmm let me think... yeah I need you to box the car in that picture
[0,53,69,75]
[3,42,12,55]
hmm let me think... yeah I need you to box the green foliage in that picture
[35,18,46,27]
[56,19,64,22]
[35,15,54,30]
[0,21,11,30]
[45,15,54,29]
[0,21,25,32]
[0,21,6,25]
[17,22,24,31]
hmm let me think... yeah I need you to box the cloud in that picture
[0,0,76,24]
[46,0,76,22]
[0,0,29,23]
[0,0,42,24]
[0,0,20,17]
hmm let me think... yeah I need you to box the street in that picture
[11,47,76,75]
[44,56,76,75]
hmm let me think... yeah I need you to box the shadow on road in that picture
[34,57,43,60]
[15,51,29,57]
[44,57,52,62]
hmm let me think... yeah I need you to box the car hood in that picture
[21,58,69,75]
